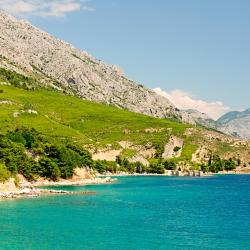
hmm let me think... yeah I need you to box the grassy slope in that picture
[0,85,190,147]
[1,82,247,164]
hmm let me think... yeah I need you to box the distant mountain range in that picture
[186,108,250,140]
[216,109,250,139]
[217,109,250,124]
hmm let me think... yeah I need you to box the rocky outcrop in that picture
[72,167,94,180]
[128,155,150,166]
[118,141,133,149]
[192,146,210,164]
[0,178,18,192]
[162,136,184,159]
[185,109,218,129]
[92,150,121,161]
[0,100,16,105]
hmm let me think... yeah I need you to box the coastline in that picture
[98,171,208,177]
[1,170,250,200]
[98,169,250,177]
[32,176,115,187]
[0,176,116,200]
[0,188,96,200]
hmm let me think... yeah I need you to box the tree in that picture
[147,161,165,174]
[7,127,39,149]
[0,127,95,181]
[135,162,146,173]
[200,164,209,173]
[224,158,236,171]
[51,165,61,181]
[18,158,37,181]
[0,163,10,182]
[154,143,164,159]
[163,160,176,170]
[94,160,107,174]
[173,146,181,152]
[66,143,93,167]
[116,155,122,166]
[38,157,59,179]
[0,137,27,174]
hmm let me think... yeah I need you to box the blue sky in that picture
[1,0,249,118]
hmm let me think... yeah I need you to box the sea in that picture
[0,175,250,250]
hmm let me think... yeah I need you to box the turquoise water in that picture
[0,175,250,250]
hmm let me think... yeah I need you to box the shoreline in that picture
[99,172,210,177]
[32,176,115,187]
[1,171,250,200]
[0,188,96,200]
[98,170,250,177]
[0,176,116,200]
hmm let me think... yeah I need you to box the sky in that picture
[0,0,249,119]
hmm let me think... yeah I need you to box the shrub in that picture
[0,163,10,182]
[147,160,165,174]
[173,146,181,152]
[0,127,94,181]
[0,68,37,89]
[94,160,107,174]
[163,160,177,170]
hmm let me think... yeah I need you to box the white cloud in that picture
[0,0,94,17]
[154,87,231,120]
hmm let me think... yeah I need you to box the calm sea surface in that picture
[0,175,250,250]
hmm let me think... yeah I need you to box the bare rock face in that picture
[162,136,184,159]
[128,155,150,167]
[185,109,218,128]
[0,11,190,121]
[192,146,210,164]
[92,150,121,161]
[72,167,94,180]
[0,178,18,192]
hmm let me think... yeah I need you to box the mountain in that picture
[185,109,218,129]
[186,108,250,140]
[5,11,250,140]
[217,109,250,139]
[0,11,194,123]
[0,11,249,177]
[217,109,250,124]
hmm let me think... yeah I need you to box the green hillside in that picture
[0,84,189,148]
[0,68,248,180]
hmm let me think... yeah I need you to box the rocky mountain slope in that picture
[183,109,250,140]
[0,11,194,123]
[1,11,249,141]
[217,109,250,139]
[217,109,250,124]
[185,109,218,129]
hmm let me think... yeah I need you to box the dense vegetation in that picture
[0,128,93,181]
[0,69,192,156]
[0,68,243,182]
[94,158,173,175]
[94,156,238,175]
[0,127,191,181]
[200,154,239,173]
